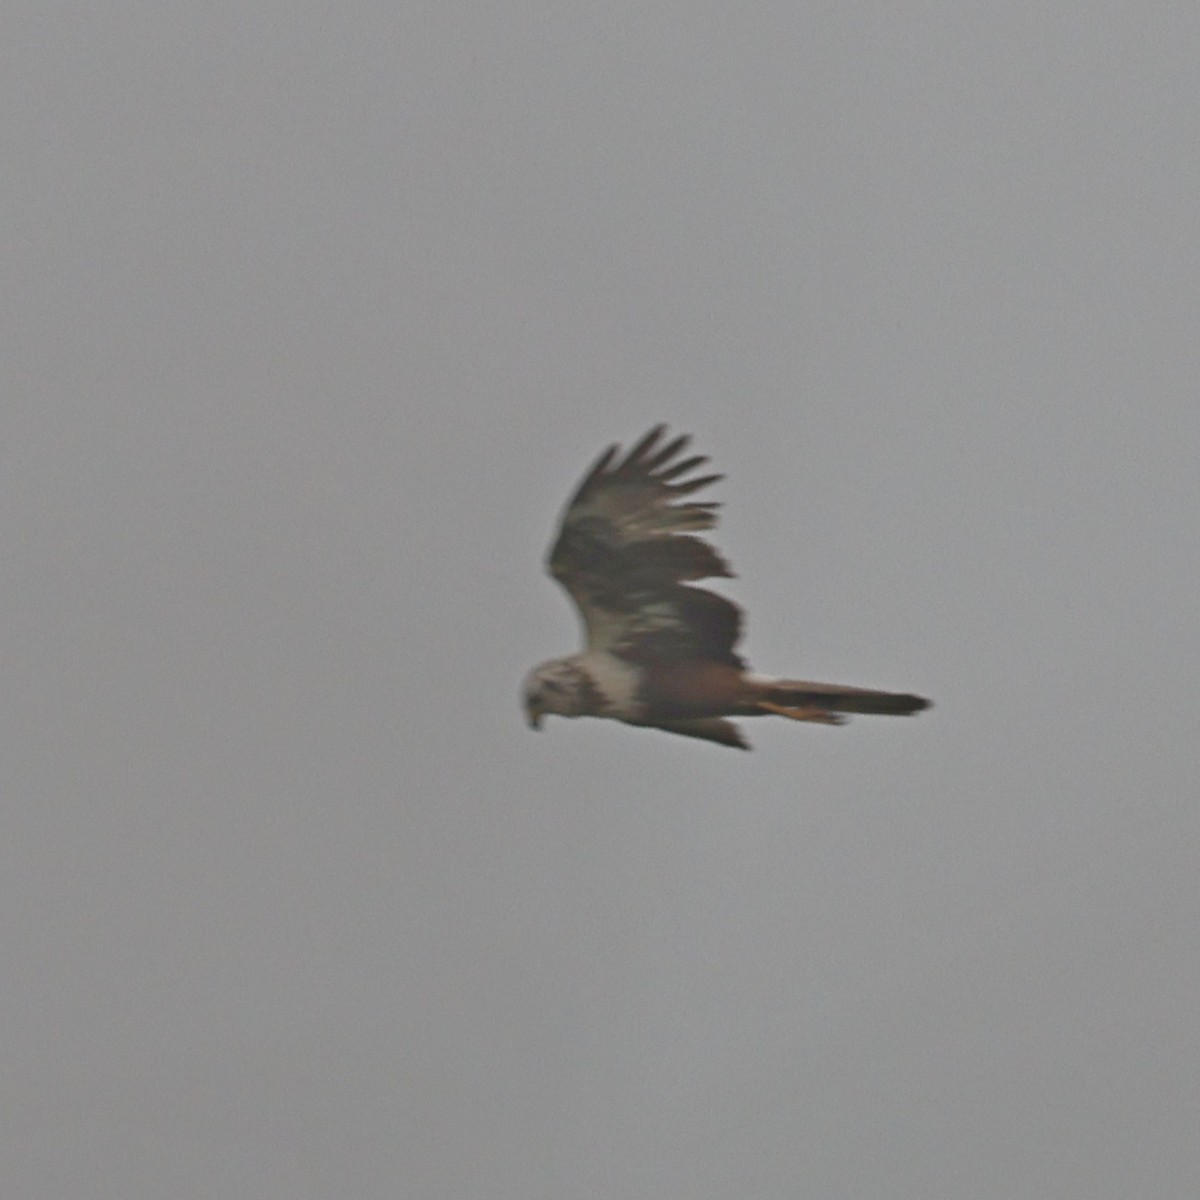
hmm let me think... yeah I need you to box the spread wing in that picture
[547,425,746,668]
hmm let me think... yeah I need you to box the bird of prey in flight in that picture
[522,426,930,749]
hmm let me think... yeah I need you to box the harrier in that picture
[522,426,930,749]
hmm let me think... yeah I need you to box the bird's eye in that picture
[543,681,563,694]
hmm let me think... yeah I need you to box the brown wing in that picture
[547,426,745,668]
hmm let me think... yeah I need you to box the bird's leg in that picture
[757,700,847,725]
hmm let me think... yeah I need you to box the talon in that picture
[757,700,846,725]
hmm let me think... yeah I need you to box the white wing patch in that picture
[581,606,630,655]
[579,651,643,719]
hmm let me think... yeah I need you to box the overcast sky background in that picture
[4,2,1199,1197]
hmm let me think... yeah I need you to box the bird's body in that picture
[522,426,929,749]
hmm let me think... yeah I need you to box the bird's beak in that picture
[526,708,542,730]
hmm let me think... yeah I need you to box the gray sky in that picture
[5,2,1199,1196]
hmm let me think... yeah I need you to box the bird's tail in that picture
[749,678,931,725]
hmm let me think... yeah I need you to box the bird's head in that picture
[521,657,589,729]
